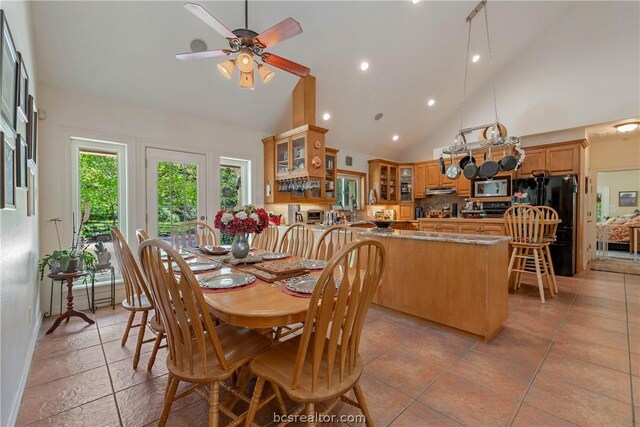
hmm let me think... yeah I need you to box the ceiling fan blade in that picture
[254,17,303,48]
[262,53,309,77]
[175,49,231,60]
[184,2,236,40]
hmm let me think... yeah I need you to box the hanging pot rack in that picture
[442,0,523,159]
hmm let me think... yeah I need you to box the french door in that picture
[145,148,207,239]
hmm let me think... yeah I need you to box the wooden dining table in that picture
[183,249,314,329]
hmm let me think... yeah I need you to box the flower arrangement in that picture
[214,204,270,236]
[513,192,529,204]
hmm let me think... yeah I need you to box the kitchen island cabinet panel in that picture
[364,231,509,341]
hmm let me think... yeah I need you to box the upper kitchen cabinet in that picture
[273,125,328,180]
[517,140,586,177]
[414,163,426,198]
[399,164,414,202]
[369,159,399,204]
[426,160,456,188]
[324,147,338,202]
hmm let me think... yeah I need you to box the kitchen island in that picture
[357,229,511,342]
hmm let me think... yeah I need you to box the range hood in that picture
[425,187,457,195]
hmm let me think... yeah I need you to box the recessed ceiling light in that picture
[427,98,436,107]
[411,0,420,4]
[472,54,481,63]
[360,61,369,71]
[322,112,331,121]
[392,135,399,141]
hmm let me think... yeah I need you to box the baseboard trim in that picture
[6,300,42,427]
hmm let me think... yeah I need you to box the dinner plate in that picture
[174,260,221,273]
[162,250,196,261]
[262,252,290,260]
[296,259,328,270]
[198,273,256,289]
[200,245,229,256]
[285,275,338,294]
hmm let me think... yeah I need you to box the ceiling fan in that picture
[176,1,310,89]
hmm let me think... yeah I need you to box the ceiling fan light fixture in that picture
[217,59,236,79]
[237,49,255,73]
[258,64,275,83]
[239,69,255,89]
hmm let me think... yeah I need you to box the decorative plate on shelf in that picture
[296,259,327,270]
[262,252,290,260]
[198,273,256,289]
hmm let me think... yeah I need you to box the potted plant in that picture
[94,241,111,266]
[39,202,97,279]
[214,204,269,259]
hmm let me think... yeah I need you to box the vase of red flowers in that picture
[214,205,270,259]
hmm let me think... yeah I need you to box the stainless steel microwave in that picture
[472,177,511,198]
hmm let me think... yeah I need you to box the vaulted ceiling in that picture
[32,1,574,158]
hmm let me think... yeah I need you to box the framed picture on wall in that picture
[0,10,18,131]
[16,52,28,123]
[27,95,37,164]
[1,131,15,209]
[27,164,35,216]
[16,133,26,187]
[619,191,638,207]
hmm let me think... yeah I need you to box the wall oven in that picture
[472,177,511,198]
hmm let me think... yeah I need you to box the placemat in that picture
[279,282,313,298]
[239,266,307,283]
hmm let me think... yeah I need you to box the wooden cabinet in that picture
[547,144,579,175]
[369,160,399,204]
[399,165,414,202]
[398,203,414,220]
[456,175,471,197]
[419,222,458,233]
[517,140,585,177]
[324,148,337,202]
[414,163,426,198]
[518,148,546,176]
[426,161,440,188]
[458,223,505,236]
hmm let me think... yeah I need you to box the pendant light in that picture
[217,59,236,79]
[258,64,275,83]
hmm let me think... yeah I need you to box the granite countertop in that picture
[355,228,511,245]
[418,217,505,224]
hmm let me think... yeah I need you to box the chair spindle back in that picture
[280,223,314,258]
[314,225,357,260]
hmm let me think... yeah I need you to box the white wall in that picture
[402,1,640,162]
[0,2,40,425]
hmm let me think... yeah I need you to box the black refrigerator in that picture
[513,175,578,276]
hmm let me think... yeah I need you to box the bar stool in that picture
[537,206,559,294]
[504,205,555,303]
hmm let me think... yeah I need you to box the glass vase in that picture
[231,232,250,259]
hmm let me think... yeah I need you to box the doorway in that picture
[145,148,207,239]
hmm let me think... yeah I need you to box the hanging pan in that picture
[445,153,461,180]
[478,146,500,179]
[462,150,479,180]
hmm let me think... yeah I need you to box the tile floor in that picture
[17,270,640,426]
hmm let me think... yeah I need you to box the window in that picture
[156,161,199,238]
[219,157,251,244]
[71,137,127,283]
[336,173,363,209]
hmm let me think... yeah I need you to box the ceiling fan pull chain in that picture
[459,19,473,132]
[484,4,499,124]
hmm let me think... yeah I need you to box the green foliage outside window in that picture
[79,152,119,238]
[220,166,241,244]
[157,162,198,237]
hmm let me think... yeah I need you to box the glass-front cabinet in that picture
[276,138,289,176]
[369,160,399,204]
[399,165,413,201]
[291,136,306,173]
[324,148,337,202]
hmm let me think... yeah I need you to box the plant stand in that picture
[90,263,116,312]
[46,271,95,334]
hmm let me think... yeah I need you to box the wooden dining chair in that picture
[251,221,279,252]
[279,223,314,258]
[135,228,150,244]
[171,221,217,250]
[536,206,559,294]
[503,206,554,302]
[111,227,165,369]
[244,239,387,427]
[138,239,282,427]
[314,225,356,260]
